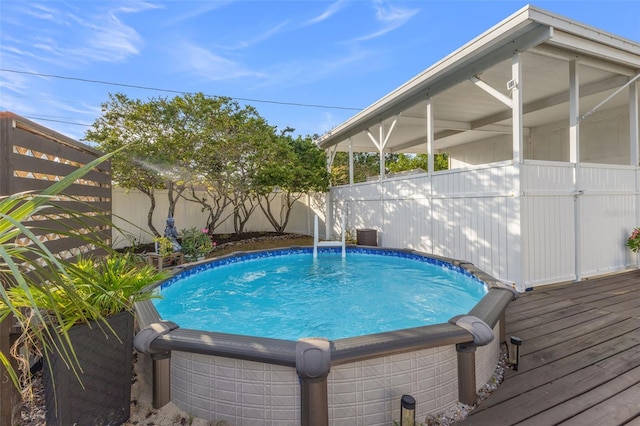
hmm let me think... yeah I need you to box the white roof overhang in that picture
[317,5,640,154]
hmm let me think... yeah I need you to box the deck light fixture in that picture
[400,394,416,426]
[508,336,522,371]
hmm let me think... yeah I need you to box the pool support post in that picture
[151,353,172,408]
[296,338,332,426]
[449,315,494,405]
[133,321,180,408]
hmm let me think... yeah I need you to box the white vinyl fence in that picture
[329,160,640,290]
[330,161,521,287]
[521,161,638,286]
[113,160,639,288]
[111,188,326,249]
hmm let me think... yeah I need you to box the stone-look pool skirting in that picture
[169,325,499,425]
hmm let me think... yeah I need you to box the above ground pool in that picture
[136,246,516,426]
[153,248,488,340]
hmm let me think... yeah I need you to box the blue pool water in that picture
[153,249,488,341]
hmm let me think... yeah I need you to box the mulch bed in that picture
[120,232,299,255]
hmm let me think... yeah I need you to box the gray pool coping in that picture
[135,245,516,368]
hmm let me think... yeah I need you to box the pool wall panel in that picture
[172,351,301,424]
[169,332,500,426]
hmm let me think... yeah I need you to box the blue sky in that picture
[1,1,639,142]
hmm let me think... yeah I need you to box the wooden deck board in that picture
[506,299,581,323]
[506,303,594,335]
[514,312,628,355]
[516,364,640,426]
[462,365,617,425]
[460,270,640,426]
[558,383,640,426]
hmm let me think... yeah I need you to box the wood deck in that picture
[460,269,640,426]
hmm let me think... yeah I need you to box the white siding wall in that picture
[528,107,630,164]
[448,134,513,168]
[330,162,521,286]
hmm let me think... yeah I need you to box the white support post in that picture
[426,97,435,255]
[327,144,338,175]
[511,53,524,291]
[348,137,354,186]
[631,80,639,166]
[426,98,434,174]
[366,116,399,181]
[632,80,639,267]
[569,59,582,282]
[379,123,385,180]
[512,54,523,165]
[569,60,580,164]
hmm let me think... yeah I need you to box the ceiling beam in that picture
[389,124,531,153]
[469,76,513,107]
[397,116,472,131]
[471,74,629,128]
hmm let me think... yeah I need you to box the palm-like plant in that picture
[3,254,165,332]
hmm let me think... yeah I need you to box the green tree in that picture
[85,93,189,237]
[177,96,274,234]
[331,152,448,185]
[255,131,330,233]
[387,153,449,173]
[86,93,270,236]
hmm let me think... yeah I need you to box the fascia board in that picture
[526,6,640,56]
[318,21,550,149]
[547,30,640,69]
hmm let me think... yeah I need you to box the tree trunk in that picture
[167,181,186,219]
[146,191,159,237]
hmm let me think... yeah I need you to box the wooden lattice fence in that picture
[0,111,111,424]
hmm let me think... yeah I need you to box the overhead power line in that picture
[23,115,92,127]
[0,68,363,111]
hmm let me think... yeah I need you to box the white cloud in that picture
[164,1,234,26]
[63,7,144,63]
[302,1,347,26]
[220,21,290,51]
[22,3,57,21]
[2,2,155,67]
[251,46,373,90]
[174,42,265,81]
[348,1,419,43]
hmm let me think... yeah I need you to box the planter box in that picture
[43,311,133,426]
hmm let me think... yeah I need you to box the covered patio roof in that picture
[316,5,640,156]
